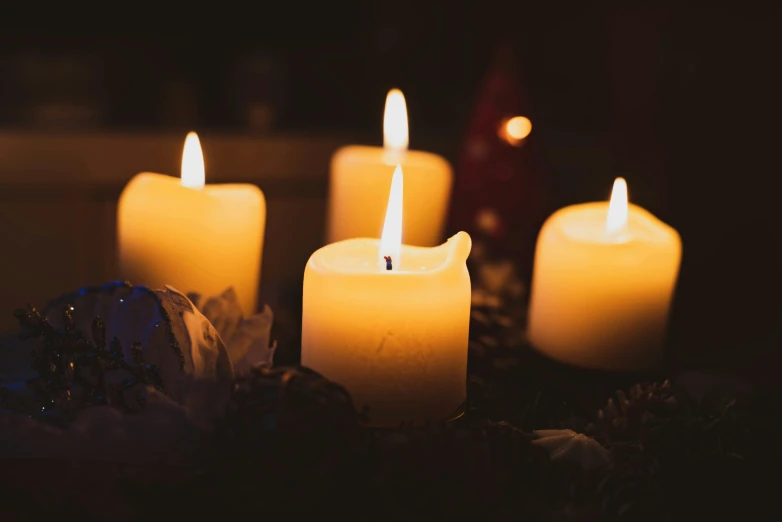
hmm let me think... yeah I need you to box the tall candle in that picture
[118,132,266,317]
[527,178,681,371]
[326,89,453,247]
[303,165,472,426]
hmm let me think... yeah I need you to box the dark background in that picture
[0,5,780,377]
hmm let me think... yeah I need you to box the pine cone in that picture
[466,252,531,387]
[536,455,664,522]
[214,366,366,513]
[373,420,550,519]
[603,466,666,521]
[588,380,678,444]
[586,463,667,522]
[221,365,361,441]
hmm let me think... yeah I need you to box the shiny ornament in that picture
[43,281,234,402]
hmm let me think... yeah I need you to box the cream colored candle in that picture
[528,178,681,371]
[326,89,453,247]
[303,165,472,426]
[118,132,266,317]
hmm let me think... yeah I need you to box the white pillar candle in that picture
[326,89,453,247]
[528,178,682,371]
[118,132,266,317]
[303,165,472,426]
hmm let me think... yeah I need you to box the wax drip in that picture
[384,256,393,271]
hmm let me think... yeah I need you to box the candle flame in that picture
[383,89,409,152]
[181,132,205,189]
[498,116,532,146]
[379,165,403,269]
[606,177,629,235]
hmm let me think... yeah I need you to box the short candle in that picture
[527,178,682,371]
[303,165,472,426]
[326,89,453,247]
[117,132,266,317]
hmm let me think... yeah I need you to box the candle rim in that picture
[308,232,471,276]
[331,145,452,172]
[544,202,679,246]
[126,172,265,195]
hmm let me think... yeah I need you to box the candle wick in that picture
[384,256,393,271]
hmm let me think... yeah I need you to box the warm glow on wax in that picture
[383,89,409,152]
[181,132,205,189]
[118,132,266,317]
[327,88,452,248]
[303,182,473,424]
[379,165,404,268]
[605,177,628,236]
[527,176,682,371]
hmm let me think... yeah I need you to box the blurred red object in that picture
[449,44,547,273]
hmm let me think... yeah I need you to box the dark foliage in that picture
[1,256,780,520]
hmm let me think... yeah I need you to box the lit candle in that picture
[117,132,266,317]
[527,178,682,371]
[326,89,453,247]
[303,165,472,426]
